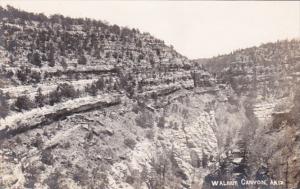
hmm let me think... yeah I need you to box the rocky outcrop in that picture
[0,94,121,139]
[0,86,251,189]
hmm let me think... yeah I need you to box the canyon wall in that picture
[0,6,299,189]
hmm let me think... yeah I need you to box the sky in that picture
[0,1,299,59]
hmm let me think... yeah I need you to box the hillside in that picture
[0,6,299,189]
[0,5,212,129]
[0,6,219,189]
[197,40,300,189]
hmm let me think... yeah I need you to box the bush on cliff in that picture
[14,95,35,111]
[135,110,154,128]
[0,91,9,118]
[49,83,78,105]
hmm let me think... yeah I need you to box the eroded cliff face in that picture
[0,6,299,189]
[0,86,252,189]
[199,40,300,189]
[0,6,245,189]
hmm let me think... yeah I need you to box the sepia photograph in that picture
[0,1,299,189]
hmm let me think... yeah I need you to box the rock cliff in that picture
[197,40,300,189]
[0,6,299,189]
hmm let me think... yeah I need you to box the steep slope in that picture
[197,40,300,189]
[0,5,201,133]
[0,6,237,189]
[1,6,299,189]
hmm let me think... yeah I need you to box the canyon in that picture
[0,6,299,189]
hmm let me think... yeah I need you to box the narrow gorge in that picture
[0,6,299,189]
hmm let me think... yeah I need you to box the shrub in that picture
[145,130,154,140]
[137,82,143,93]
[31,133,43,149]
[0,91,9,118]
[124,138,136,150]
[14,95,34,111]
[17,69,27,83]
[113,82,119,91]
[110,24,121,35]
[190,150,200,168]
[132,104,139,114]
[135,110,154,128]
[6,70,14,78]
[23,165,39,188]
[44,171,61,189]
[48,47,55,67]
[151,92,158,100]
[157,116,165,128]
[227,96,239,106]
[73,166,89,186]
[49,90,61,105]
[42,54,47,61]
[136,40,143,48]
[105,52,111,58]
[49,83,78,105]
[77,55,87,65]
[119,72,129,88]
[125,175,135,185]
[85,83,98,96]
[48,59,55,67]
[60,58,68,69]
[15,136,22,144]
[202,151,208,168]
[96,77,105,89]
[57,83,77,99]
[35,88,46,107]
[112,52,118,59]
[30,71,41,83]
[41,149,54,165]
[28,52,42,67]
[17,67,31,84]
[137,54,144,62]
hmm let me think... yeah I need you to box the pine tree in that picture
[35,88,46,107]
[29,52,42,67]
[48,43,55,67]
[15,95,34,111]
[0,91,9,118]
[78,54,87,65]
[60,57,68,70]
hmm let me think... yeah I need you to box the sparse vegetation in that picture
[17,67,31,84]
[30,71,42,83]
[49,89,61,106]
[57,83,78,99]
[135,110,154,128]
[95,78,105,90]
[14,95,35,111]
[60,57,68,69]
[35,88,46,107]
[77,54,87,65]
[85,83,98,96]
[41,149,54,165]
[145,130,155,140]
[44,171,61,189]
[28,52,42,67]
[157,116,166,128]
[49,83,78,105]
[124,138,137,150]
[73,166,89,186]
[1,5,300,189]
[0,91,9,118]
[23,164,39,188]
